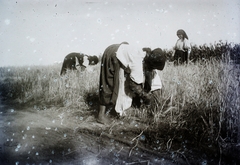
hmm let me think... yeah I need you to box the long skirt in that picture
[99,44,121,106]
[174,50,188,65]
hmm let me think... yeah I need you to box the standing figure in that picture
[172,29,191,65]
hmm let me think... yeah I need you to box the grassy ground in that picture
[0,53,239,164]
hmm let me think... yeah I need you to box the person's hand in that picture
[124,66,131,74]
[152,70,157,78]
[142,91,151,101]
[172,50,175,57]
[142,92,151,106]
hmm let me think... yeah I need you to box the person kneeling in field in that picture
[98,42,166,124]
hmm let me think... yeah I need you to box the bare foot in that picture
[97,116,112,125]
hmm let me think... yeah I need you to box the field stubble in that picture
[0,58,239,164]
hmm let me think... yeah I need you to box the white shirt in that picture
[116,44,146,84]
[174,38,191,54]
[115,44,163,116]
[82,55,89,67]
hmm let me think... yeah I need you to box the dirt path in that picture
[0,102,182,165]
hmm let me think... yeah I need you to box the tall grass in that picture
[0,42,239,159]
[126,59,238,146]
[0,64,100,109]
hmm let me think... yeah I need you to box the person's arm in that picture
[172,41,177,57]
[172,49,176,57]
[184,39,191,63]
[185,39,191,53]
[183,39,190,51]
[118,59,131,74]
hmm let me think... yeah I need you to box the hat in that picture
[177,29,188,40]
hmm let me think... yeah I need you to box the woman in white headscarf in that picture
[172,29,191,65]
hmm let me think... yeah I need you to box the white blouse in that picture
[116,44,146,84]
[174,38,191,53]
[115,44,163,115]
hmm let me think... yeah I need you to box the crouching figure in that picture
[60,52,99,75]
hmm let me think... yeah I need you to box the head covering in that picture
[121,41,129,45]
[142,47,151,55]
[88,55,99,65]
[144,48,166,71]
[177,29,188,40]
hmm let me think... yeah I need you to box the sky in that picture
[0,0,239,67]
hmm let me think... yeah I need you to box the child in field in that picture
[172,29,191,65]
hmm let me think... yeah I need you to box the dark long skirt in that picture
[174,50,188,65]
[99,44,122,106]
